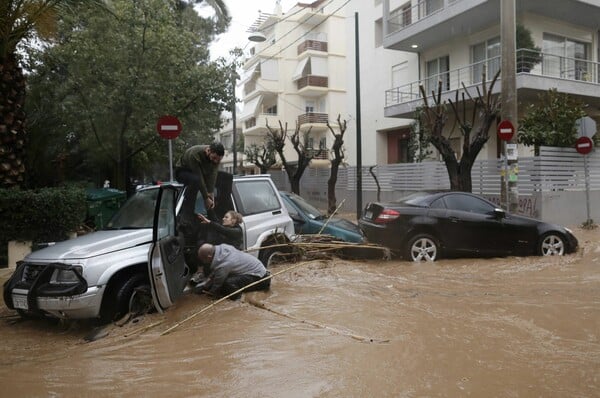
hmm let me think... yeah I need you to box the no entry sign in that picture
[497,120,515,141]
[575,136,593,155]
[156,115,182,139]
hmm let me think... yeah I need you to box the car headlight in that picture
[564,227,573,234]
[50,266,84,284]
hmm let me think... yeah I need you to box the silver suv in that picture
[3,174,294,323]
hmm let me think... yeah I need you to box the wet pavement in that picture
[1,226,599,397]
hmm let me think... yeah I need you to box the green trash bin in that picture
[85,188,127,229]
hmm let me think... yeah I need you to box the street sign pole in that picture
[168,140,174,182]
[584,154,590,224]
[156,115,182,182]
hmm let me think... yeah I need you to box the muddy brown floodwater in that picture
[1,226,599,398]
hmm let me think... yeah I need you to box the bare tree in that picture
[418,69,501,192]
[244,143,276,174]
[266,120,320,194]
[326,115,347,214]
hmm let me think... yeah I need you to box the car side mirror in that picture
[290,214,305,224]
[493,208,506,219]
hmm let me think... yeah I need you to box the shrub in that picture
[0,186,86,244]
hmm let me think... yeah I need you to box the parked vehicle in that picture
[279,191,364,243]
[359,191,578,261]
[3,174,294,323]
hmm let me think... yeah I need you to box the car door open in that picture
[148,185,190,313]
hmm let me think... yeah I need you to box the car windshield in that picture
[288,193,324,220]
[105,188,159,229]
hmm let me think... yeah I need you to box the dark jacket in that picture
[176,145,218,200]
[208,222,243,250]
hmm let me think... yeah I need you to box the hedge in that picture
[0,186,87,244]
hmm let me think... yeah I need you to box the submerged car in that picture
[359,191,578,261]
[3,174,294,323]
[279,191,364,243]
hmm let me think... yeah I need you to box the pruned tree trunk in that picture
[418,68,500,192]
[266,120,319,195]
[326,115,347,214]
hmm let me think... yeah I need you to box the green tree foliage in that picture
[24,0,232,190]
[518,89,587,153]
[1,0,108,188]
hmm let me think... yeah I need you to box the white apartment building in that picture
[344,1,418,166]
[381,0,600,160]
[237,0,348,172]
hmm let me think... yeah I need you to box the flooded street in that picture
[1,226,599,397]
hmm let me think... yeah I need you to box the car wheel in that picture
[539,233,565,256]
[406,234,439,261]
[258,247,279,267]
[100,273,151,324]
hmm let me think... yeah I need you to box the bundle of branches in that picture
[263,234,392,266]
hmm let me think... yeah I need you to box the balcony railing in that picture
[307,148,329,160]
[297,39,328,55]
[296,75,328,90]
[385,49,600,107]
[298,112,328,126]
[245,117,256,129]
[244,80,256,96]
[388,0,462,35]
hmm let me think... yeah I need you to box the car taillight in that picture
[374,209,400,223]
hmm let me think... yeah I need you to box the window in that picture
[420,0,443,18]
[471,37,500,83]
[265,104,277,115]
[305,100,315,113]
[543,33,590,81]
[426,55,449,94]
[389,3,411,29]
[233,180,280,216]
[443,194,495,214]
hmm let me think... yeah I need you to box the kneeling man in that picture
[197,243,270,299]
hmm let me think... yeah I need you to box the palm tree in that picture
[177,0,230,32]
[0,1,107,188]
[0,0,229,189]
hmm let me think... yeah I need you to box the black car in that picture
[359,191,578,261]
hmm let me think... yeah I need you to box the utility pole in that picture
[501,0,518,212]
[355,12,363,219]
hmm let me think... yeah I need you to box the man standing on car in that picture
[175,142,224,226]
[196,243,271,300]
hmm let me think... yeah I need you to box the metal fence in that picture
[270,146,600,224]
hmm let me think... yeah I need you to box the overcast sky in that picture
[198,0,299,61]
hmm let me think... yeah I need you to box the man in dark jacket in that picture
[196,243,271,300]
[175,142,224,223]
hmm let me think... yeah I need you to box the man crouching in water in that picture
[196,243,271,300]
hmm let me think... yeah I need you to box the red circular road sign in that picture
[497,120,515,141]
[156,115,182,139]
[575,136,593,155]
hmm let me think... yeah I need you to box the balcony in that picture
[243,112,279,134]
[383,0,600,53]
[298,112,329,127]
[296,75,328,96]
[297,40,328,55]
[384,49,600,118]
